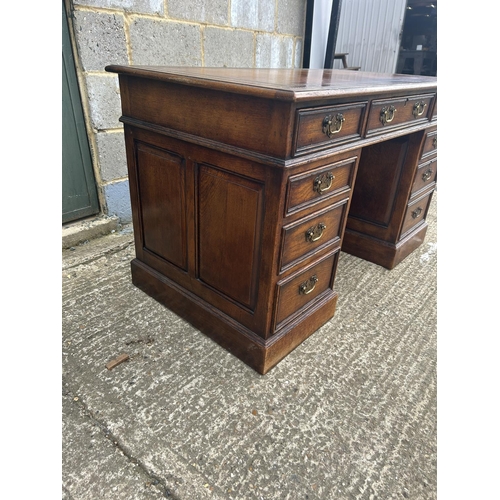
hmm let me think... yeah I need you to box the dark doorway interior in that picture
[396,0,437,76]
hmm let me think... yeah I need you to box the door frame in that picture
[62,1,100,223]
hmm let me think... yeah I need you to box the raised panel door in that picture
[197,164,265,311]
[136,142,188,271]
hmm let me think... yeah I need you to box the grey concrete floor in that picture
[62,196,437,500]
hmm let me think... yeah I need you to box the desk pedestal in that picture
[105,66,437,373]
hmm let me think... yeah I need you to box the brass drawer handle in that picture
[412,207,423,219]
[412,101,427,118]
[323,113,345,137]
[314,172,335,194]
[299,275,318,295]
[306,223,326,242]
[422,168,433,182]
[380,105,396,125]
[432,136,437,148]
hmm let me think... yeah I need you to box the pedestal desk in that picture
[105,66,437,374]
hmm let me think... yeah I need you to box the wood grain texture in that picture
[280,200,347,272]
[294,101,367,154]
[411,157,437,197]
[274,251,338,329]
[420,126,438,159]
[197,164,265,310]
[401,190,434,237]
[286,156,358,215]
[136,142,187,270]
[107,66,437,371]
[365,93,435,136]
[106,65,438,102]
[348,136,411,229]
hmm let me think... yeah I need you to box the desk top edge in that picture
[105,66,437,102]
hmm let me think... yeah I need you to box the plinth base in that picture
[342,223,428,270]
[131,259,338,374]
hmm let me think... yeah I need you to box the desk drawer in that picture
[432,98,437,121]
[274,251,337,329]
[366,93,434,137]
[280,200,347,272]
[285,156,357,215]
[294,102,367,155]
[421,127,437,160]
[411,157,437,197]
[401,190,434,237]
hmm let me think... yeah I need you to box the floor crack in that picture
[63,380,181,499]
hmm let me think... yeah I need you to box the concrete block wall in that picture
[65,0,307,223]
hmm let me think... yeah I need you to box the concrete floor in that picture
[62,196,437,500]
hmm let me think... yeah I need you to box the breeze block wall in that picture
[65,0,307,223]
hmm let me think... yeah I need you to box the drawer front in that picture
[421,127,437,160]
[274,251,337,330]
[280,200,347,272]
[411,157,437,196]
[294,102,367,155]
[286,156,357,215]
[401,190,434,236]
[366,93,435,136]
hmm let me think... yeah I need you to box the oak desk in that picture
[105,66,437,374]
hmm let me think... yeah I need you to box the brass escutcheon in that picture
[380,105,397,125]
[299,275,318,295]
[412,101,427,118]
[422,168,433,182]
[306,222,326,242]
[412,207,423,219]
[314,172,334,194]
[323,113,345,137]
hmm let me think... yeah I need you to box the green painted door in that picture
[62,2,99,223]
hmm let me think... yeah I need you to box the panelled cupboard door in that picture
[62,1,99,223]
[124,125,277,337]
[136,142,188,271]
[197,163,265,312]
